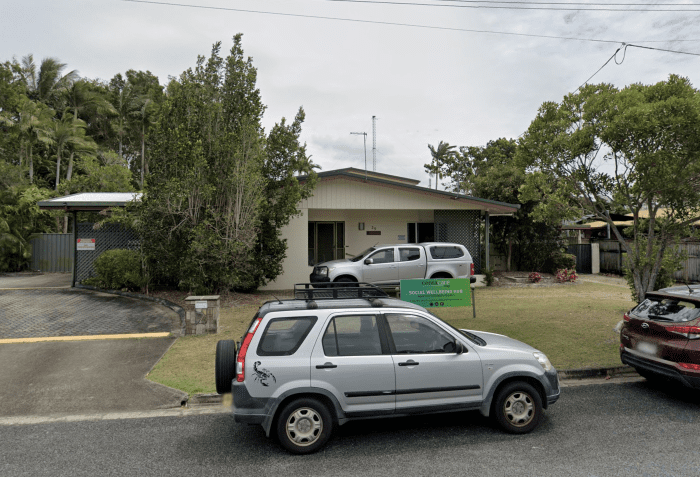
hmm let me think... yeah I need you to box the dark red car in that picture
[620,285,700,389]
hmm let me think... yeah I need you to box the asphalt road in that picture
[2,380,699,477]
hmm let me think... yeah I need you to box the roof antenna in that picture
[272,295,283,304]
[684,281,694,294]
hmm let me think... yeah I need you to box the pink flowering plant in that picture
[528,272,542,283]
[556,268,578,283]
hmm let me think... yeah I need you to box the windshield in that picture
[427,310,486,346]
[350,247,376,262]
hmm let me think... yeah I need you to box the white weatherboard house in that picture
[262,168,520,290]
[37,168,520,290]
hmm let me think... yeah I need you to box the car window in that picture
[322,315,382,356]
[385,313,458,354]
[429,246,464,259]
[399,247,421,262]
[350,247,376,262]
[367,248,395,264]
[257,316,317,356]
[632,297,700,323]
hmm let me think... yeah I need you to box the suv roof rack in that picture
[294,283,389,301]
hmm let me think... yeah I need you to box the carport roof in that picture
[38,192,142,211]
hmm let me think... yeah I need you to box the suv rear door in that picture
[383,312,483,412]
[623,294,700,364]
[310,313,395,416]
[398,246,426,280]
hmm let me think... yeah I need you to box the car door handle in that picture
[316,362,337,369]
[398,360,419,366]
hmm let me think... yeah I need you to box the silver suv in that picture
[215,284,560,454]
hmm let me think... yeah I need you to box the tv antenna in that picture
[350,131,368,181]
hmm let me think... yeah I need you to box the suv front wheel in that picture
[493,381,542,434]
[276,398,333,454]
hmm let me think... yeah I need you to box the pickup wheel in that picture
[276,398,333,454]
[214,340,237,394]
[334,277,356,285]
[493,381,542,434]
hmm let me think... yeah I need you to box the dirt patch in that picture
[147,289,293,309]
[491,271,580,288]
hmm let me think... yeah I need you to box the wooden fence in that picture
[597,240,700,282]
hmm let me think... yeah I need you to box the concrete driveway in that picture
[0,273,187,417]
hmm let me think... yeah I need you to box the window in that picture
[257,316,317,356]
[368,248,394,264]
[386,314,458,354]
[308,222,345,266]
[632,297,700,323]
[399,247,421,262]
[322,315,383,356]
[429,246,464,259]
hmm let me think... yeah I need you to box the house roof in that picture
[37,192,142,211]
[300,168,521,214]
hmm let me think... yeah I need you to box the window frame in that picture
[256,316,318,356]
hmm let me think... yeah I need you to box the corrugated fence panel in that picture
[30,234,73,272]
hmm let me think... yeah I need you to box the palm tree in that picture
[46,111,91,190]
[21,54,79,109]
[0,96,55,183]
[427,141,457,190]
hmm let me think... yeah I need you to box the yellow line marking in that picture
[0,287,71,290]
[0,332,171,344]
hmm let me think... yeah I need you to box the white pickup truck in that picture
[309,242,474,288]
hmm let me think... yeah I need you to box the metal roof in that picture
[37,192,142,211]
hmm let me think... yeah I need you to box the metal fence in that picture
[30,233,73,272]
[29,224,139,280]
[566,244,592,274]
[597,240,700,282]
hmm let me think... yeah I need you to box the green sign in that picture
[400,278,471,308]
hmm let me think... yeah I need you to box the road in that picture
[2,380,699,477]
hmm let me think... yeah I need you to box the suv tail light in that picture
[470,263,475,276]
[666,325,700,339]
[679,363,700,371]
[623,313,631,322]
[236,318,262,382]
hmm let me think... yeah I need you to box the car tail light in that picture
[470,263,475,276]
[666,325,700,339]
[678,363,700,371]
[236,318,262,382]
[623,313,631,322]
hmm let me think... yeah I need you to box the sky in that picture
[3,0,700,189]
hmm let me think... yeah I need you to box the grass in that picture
[147,281,635,396]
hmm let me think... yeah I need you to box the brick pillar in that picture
[184,296,220,335]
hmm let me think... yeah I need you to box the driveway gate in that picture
[566,244,592,274]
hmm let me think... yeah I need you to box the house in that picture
[262,168,520,290]
[37,168,521,290]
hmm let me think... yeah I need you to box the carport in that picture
[37,193,142,287]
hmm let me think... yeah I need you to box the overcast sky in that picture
[3,0,700,188]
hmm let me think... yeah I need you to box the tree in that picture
[19,54,78,109]
[46,110,93,191]
[136,36,269,293]
[425,141,456,190]
[518,75,700,301]
[441,138,567,272]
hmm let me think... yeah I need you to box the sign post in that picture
[399,278,471,309]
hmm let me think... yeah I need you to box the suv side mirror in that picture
[364,258,373,265]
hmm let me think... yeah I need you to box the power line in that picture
[326,0,700,12]
[575,42,700,92]
[118,0,631,45]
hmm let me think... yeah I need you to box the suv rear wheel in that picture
[276,398,333,454]
[493,381,542,434]
[215,340,237,394]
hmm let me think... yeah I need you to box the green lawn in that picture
[147,281,634,395]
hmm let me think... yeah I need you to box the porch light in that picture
[358,223,365,230]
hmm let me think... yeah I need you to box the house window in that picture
[308,222,345,265]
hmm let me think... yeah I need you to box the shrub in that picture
[483,267,495,286]
[88,249,144,291]
[556,268,578,283]
[528,272,542,283]
[547,251,576,274]
[623,246,684,302]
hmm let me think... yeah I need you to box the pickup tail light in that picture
[236,318,262,382]
[666,325,700,339]
[470,263,475,276]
